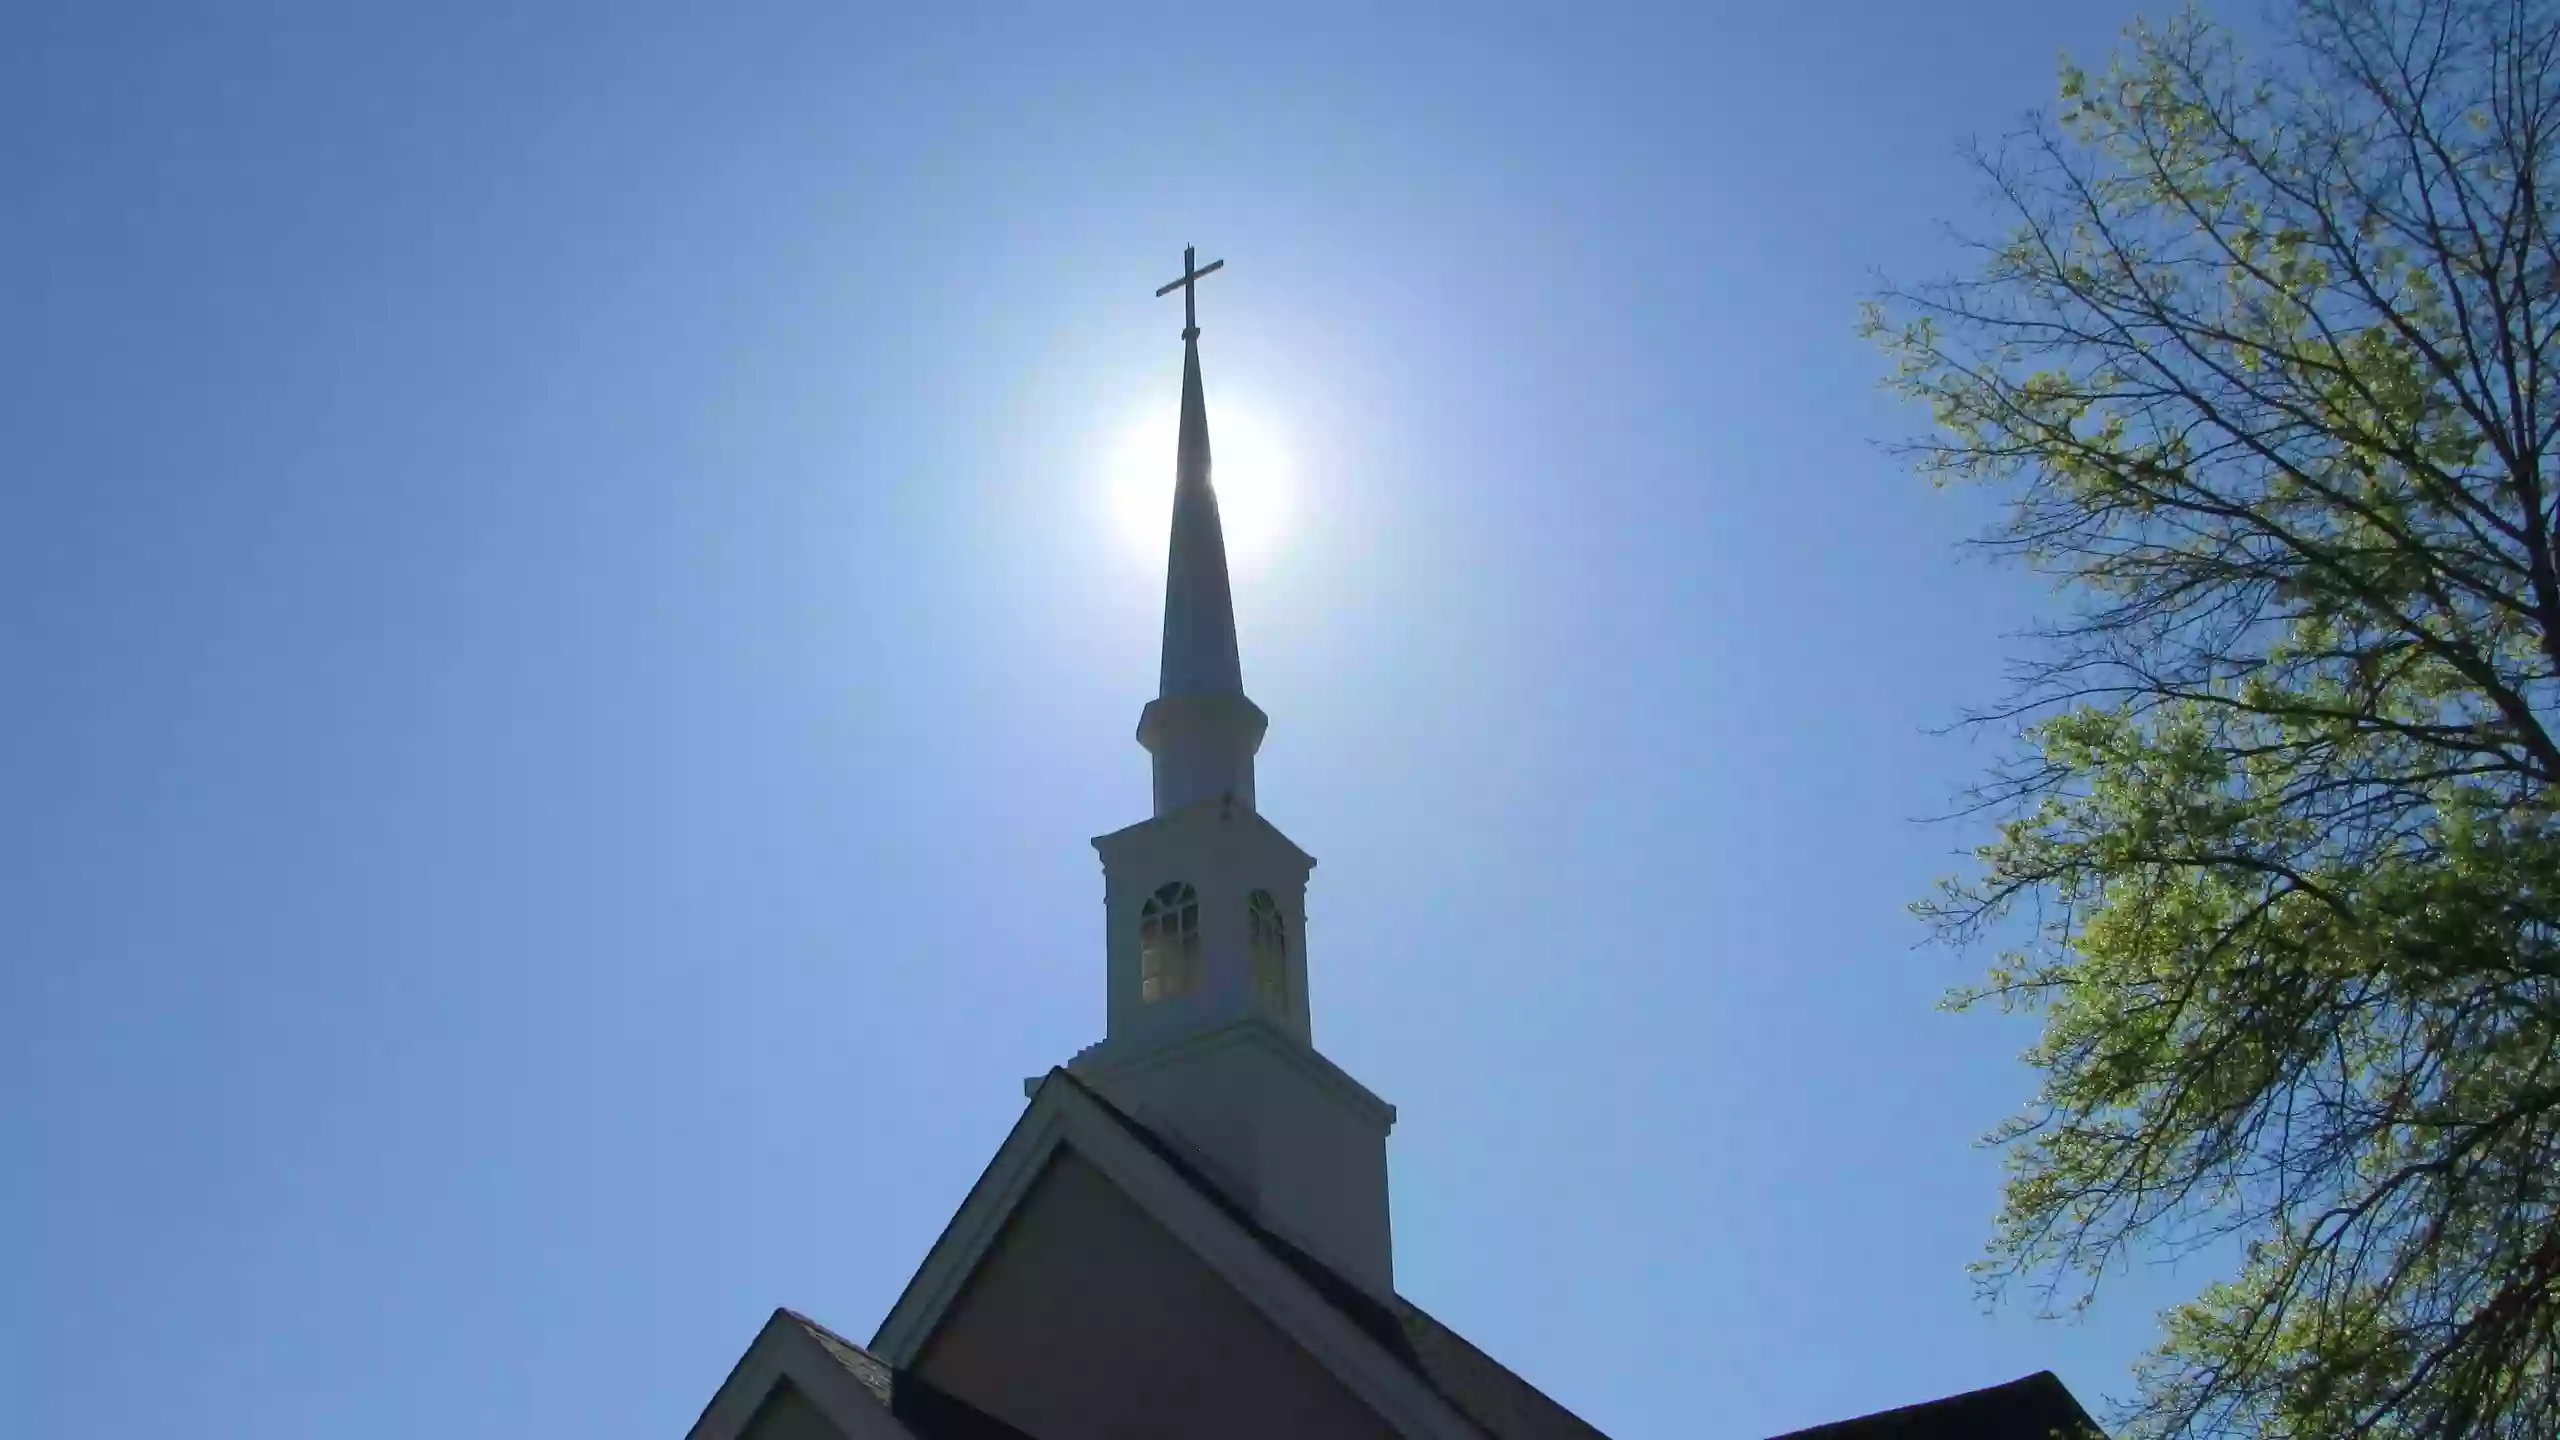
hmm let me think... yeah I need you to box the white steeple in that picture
[1056,249,1400,1301]
[1138,249,1268,818]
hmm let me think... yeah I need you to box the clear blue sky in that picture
[4,3,2222,1436]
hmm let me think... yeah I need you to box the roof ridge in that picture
[1762,1369,2104,1439]
[781,1307,893,1406]
[779,1307,860,1352]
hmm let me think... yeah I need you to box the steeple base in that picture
[1064,1014,1398,1301]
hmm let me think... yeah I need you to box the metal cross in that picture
[1154,245,1225,338]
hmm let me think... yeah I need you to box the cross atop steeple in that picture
[1154,245,1225,339]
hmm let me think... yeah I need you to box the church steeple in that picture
[1065,248,1400,1302]
[1138,247,1268,818]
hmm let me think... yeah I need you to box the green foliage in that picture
[1869,2,2560,1434]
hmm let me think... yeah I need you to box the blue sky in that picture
[3,3,2221,1435]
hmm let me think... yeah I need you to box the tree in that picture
[1866,1,2560,1434]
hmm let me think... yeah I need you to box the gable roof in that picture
[870,1068,1488,1439]
[686,1307,1044,1440]
[1052,1068,1610,1440]
[848,1065,2102,1440]
[1762,1370,2105,1440]
[781,1310,1044,1440]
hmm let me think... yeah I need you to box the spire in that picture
[1158,327,1244,698]
[1139,248,1266,817]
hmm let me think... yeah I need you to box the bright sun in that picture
[1106,401,1295,573]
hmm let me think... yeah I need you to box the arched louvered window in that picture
[1248,889,1288,1009]
[1139,882,1200,1002]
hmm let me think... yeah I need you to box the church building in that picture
[683,253,2106,1440]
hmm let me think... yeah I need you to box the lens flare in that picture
[1107,401,1294,574]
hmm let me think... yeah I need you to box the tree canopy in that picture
[1868,1,2560,1434]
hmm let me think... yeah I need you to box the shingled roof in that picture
[779,1310,1043,1440]
[1762,1370,2105,1440]
[1050,1068,1611,1440]
[1056,1070,2106,1440]
[768,1071,2102,1440]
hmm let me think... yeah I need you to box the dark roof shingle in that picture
[782,1310,1045,1440]
[1763,1370,2105,1440]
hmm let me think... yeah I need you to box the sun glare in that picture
[1107,401,1295,574]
